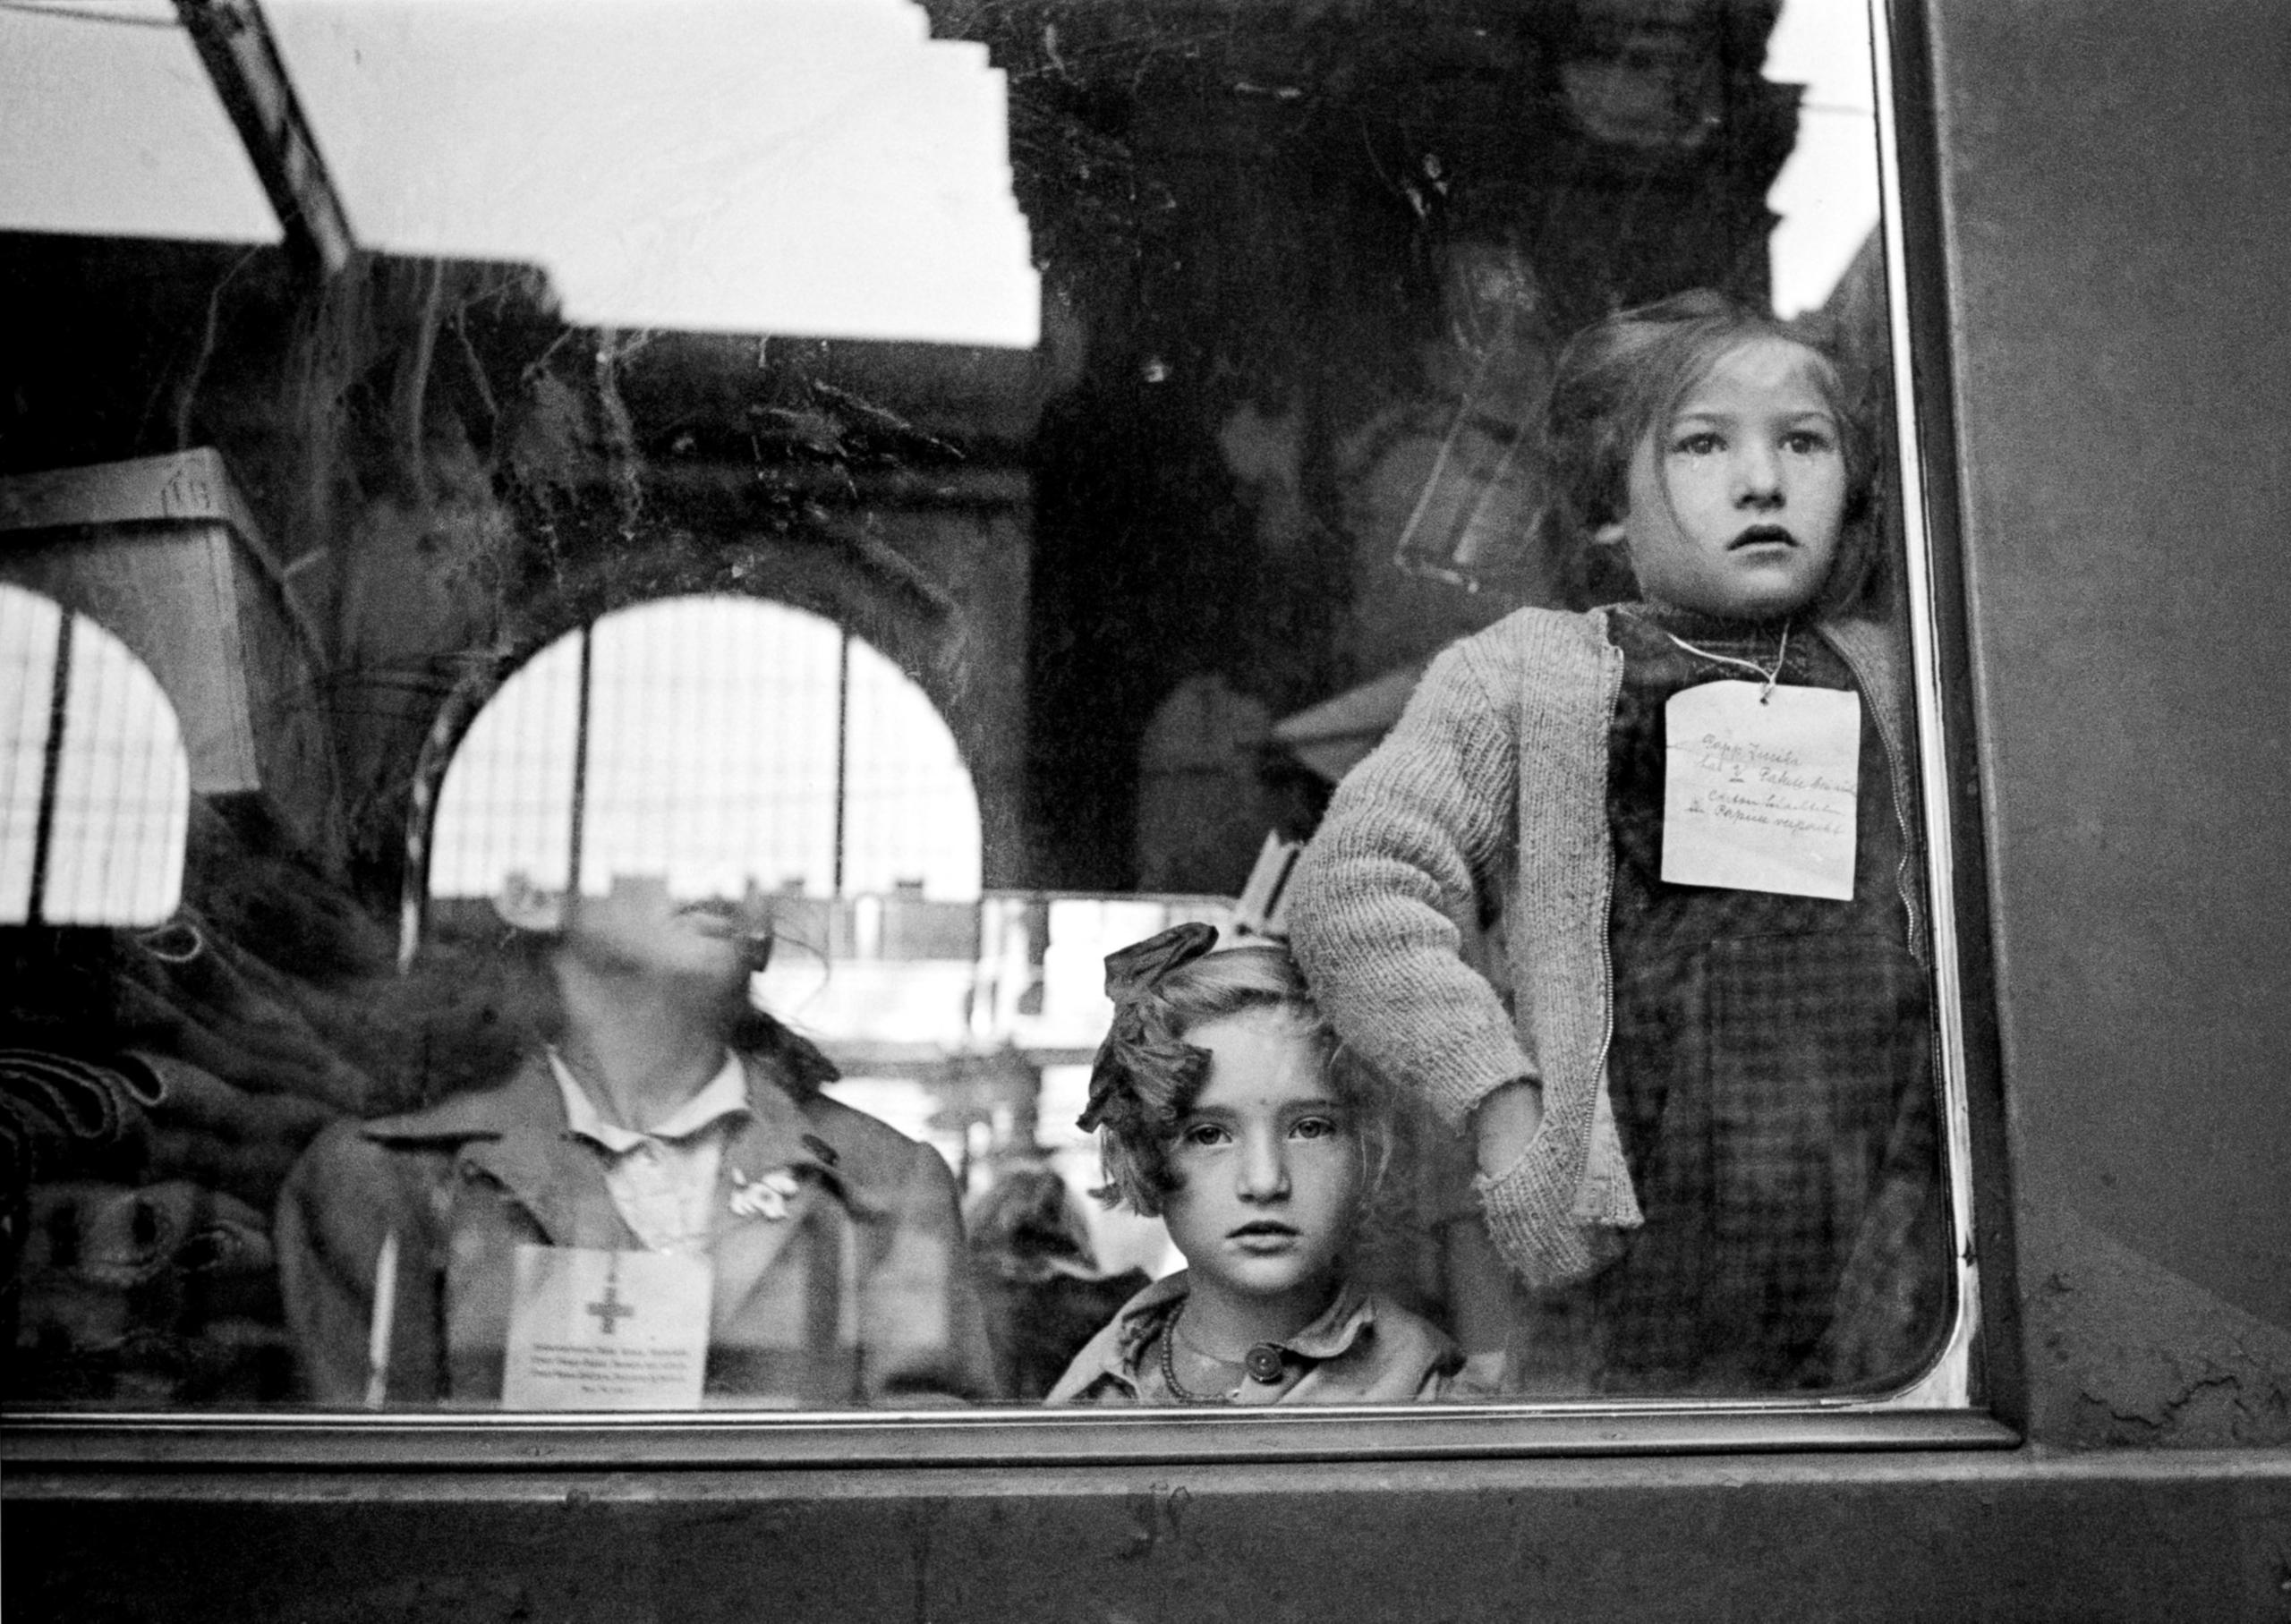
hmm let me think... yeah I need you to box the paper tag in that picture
[1661,681,1861,900]
[501,1244,711,1410]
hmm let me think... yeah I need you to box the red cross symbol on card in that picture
[585,1270,636,1335]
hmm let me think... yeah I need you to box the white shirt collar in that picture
[547,1047,749,1153]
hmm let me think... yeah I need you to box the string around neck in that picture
[1658,621,1792,703]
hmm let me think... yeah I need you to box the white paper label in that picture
[501,1244,711,1410]
[1661,681,1861,901]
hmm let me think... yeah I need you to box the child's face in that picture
[1159,1010,1362,1307]
[1599,335,1848,619]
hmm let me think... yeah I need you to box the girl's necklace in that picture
[1156,1302,1287,1403]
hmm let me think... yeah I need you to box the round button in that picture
[1243,1344,1285,1384]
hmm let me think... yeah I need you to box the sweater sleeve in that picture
[1289,629,1537,1130]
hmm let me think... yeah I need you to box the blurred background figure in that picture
[964,1164,1147,1401]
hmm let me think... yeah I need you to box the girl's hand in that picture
[1471,1076,1545,1178]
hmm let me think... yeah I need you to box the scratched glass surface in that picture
[0,0,1968,1413]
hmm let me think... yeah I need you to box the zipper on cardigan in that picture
[1819,624,1926,968]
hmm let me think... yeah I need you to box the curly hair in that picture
[1091,941,1384,1218]
[1538,287,1885,616]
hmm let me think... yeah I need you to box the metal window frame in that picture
[1,0,2023,1471]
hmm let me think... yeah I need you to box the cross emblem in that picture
[584,1270,636,1336]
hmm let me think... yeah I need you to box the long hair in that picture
[1539,288,1885,616]
[1091,942,1387,1218]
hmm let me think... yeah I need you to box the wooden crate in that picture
[0,448,340,861]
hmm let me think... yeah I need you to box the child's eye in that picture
[1180,1121,1232,1148]
[1672,430,1723,456]
[1290,1115,1343,1141]
[1782,429,1835,455]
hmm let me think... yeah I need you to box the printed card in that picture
[501,1244,711,1410]
[1662,681,1861,901]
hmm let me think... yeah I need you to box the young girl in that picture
[1047,927,1460,1406]
[1290,289,1950,1395]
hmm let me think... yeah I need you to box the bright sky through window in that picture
[1765,0,1880,317]
[429,596,982,909]
[0,583,189,926]
[0,0,1038,347]
[0,0,278,246]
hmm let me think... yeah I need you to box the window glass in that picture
[0,0,1979,1424]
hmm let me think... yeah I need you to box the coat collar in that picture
[362,1048,866,1246]
[545,1047,749,1153]
[1095,1271,1378,1381]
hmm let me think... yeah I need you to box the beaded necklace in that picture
[1155,1300,1287,1403]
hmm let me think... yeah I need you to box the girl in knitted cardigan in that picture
[1290,290,1950,1395]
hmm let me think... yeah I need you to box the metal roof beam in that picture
[175,0,354,277]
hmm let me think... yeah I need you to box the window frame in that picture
[0,0,2023,1469]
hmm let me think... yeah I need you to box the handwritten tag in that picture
[1662,682,1861,900]
[501,1245,711,1410]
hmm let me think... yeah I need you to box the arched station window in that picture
[426,594,981,914]
[0,582,188,927]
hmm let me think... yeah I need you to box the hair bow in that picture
[1075,921,1218,1135]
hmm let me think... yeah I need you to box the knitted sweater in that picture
[1288,604,1921,1289]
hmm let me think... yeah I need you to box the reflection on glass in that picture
[0,583,188,927]
[0,0,1965,1417]
[274,863,1000,1409]
[430,596,980,909]
[251,594,999,1408]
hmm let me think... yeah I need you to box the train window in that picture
[0,0,2003,1457]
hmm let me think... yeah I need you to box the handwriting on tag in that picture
[1662,681,1861,901]
[502,1244,711,1410]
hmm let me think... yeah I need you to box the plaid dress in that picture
[1581,603,1950,1392]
